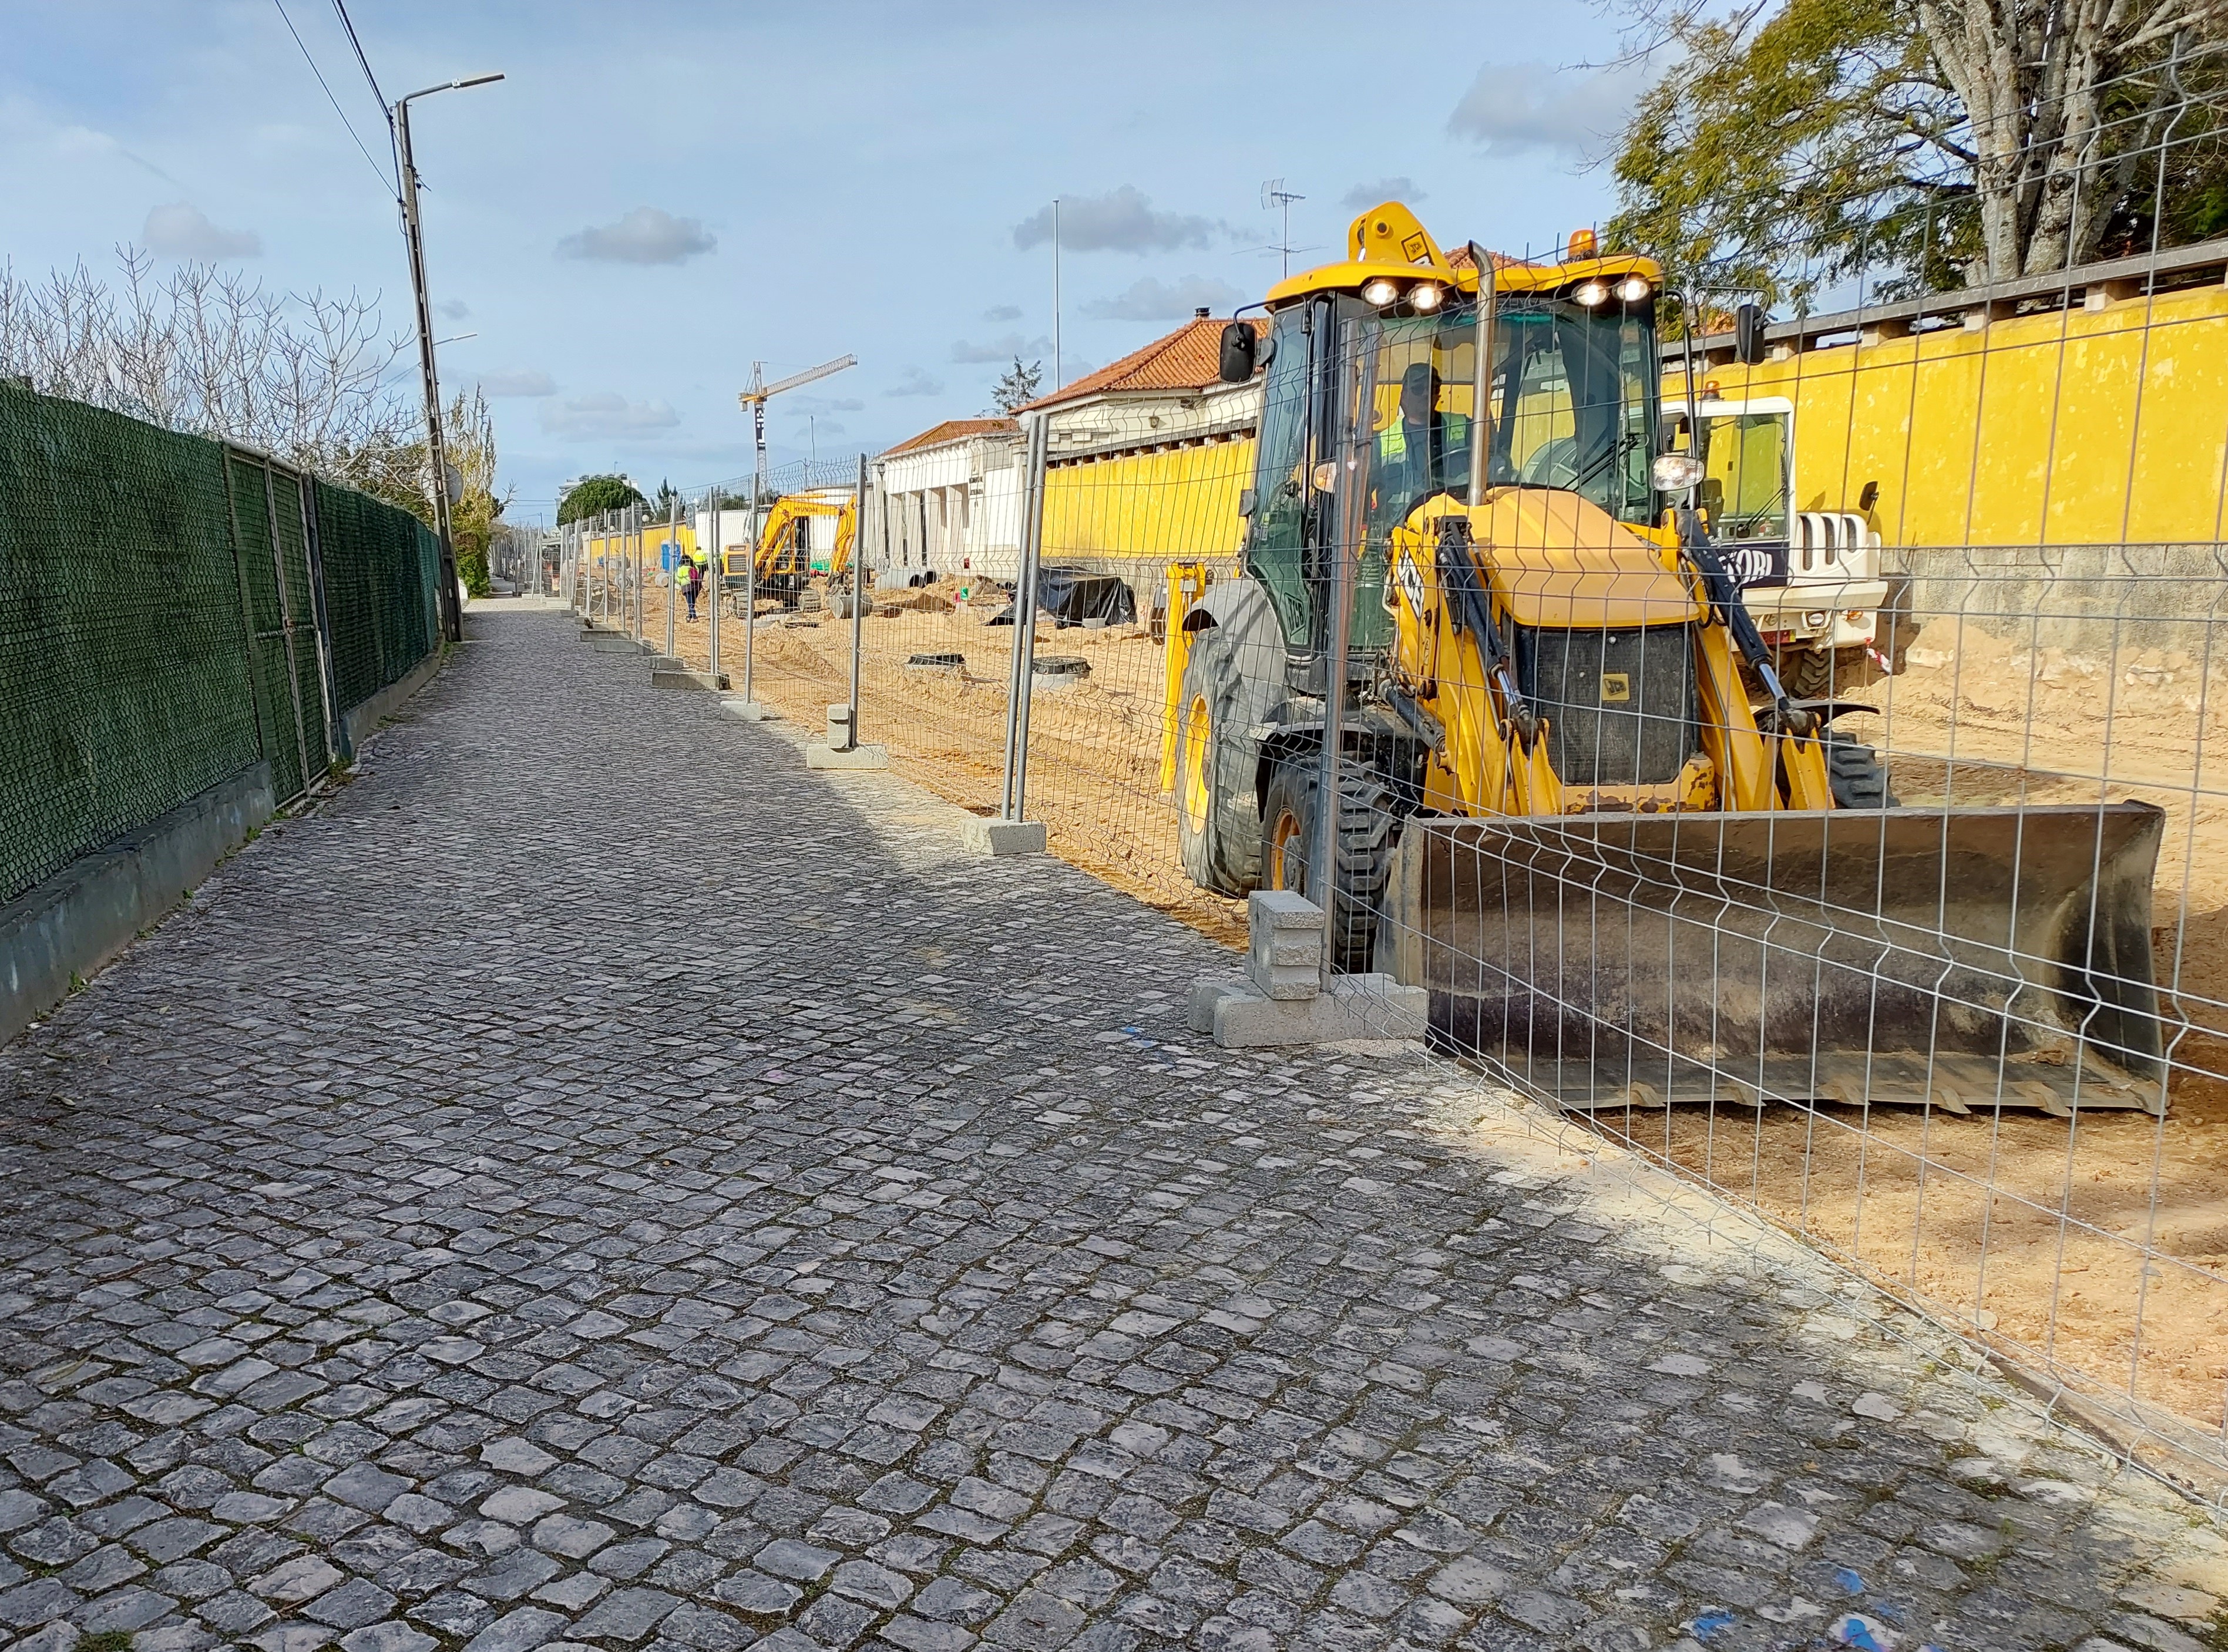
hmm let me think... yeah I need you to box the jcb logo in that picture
[1599,672,1631,703]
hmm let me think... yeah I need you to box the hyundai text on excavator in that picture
[1163,203,2166,1116]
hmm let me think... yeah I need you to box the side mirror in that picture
[1733,302,1768,365]
[1218,322,1258,383]
[1237,487,1258,519]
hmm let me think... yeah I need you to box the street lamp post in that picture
[394,72,503,645]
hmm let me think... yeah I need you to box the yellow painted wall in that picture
[1041,439,1254,564]
[1672,285,2228,546]
[584,524,699,567]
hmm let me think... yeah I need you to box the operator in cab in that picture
[1375,361,1470,520]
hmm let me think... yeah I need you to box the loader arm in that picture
[1387,506,1562,817]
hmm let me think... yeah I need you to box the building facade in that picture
[877,418,1025,586]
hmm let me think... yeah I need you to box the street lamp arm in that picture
[396,72,504,107]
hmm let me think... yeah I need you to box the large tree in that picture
[556,474,646,525]
[1607,0,2226,305]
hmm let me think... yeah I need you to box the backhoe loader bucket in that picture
[1382,803,2167,1115]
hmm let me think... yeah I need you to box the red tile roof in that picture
[1016,317,1268,413]
[883,416,1018,456]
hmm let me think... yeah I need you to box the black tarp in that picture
[987,565,1137,628]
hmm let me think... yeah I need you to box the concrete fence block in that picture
[1248,890,1325,1001]
[963,817,1046,857]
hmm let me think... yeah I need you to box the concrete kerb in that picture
[1,763,276,1046]
[1188,890,1427,1047]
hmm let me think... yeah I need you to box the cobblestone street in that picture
[2,607,2222,1652]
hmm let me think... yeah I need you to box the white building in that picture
[1020,311,1265,463]
[876,419,1024,585]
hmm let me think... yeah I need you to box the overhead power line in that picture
[271,0,397,194]
[329,0,392,122]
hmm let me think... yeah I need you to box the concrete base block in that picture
[963,817,1045,857]
[587,632,647,654]
[720,698,774,721]
[644,654,684,672]
[1186,973,1427,1048]
[805,743,889,770]
[651,669,730,691]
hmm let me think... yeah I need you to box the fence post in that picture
[844,455,868,749]
[707,490,722,685]
[632,502,644,643]
[1318,318,1375,985]
[1000,412,1050,820]
[740,485,757,706]
[664,497,678,661]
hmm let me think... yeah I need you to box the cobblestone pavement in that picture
[3,608,2223,1652]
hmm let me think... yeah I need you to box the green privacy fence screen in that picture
[0,381,442,907]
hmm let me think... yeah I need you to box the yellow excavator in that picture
[718,494,858,609]
[1165,203,2166,1115]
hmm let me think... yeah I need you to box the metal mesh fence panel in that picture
[315,474,441,714]
[598,125,2228,1479]
[1,382,441,907]
[0,383,261,904]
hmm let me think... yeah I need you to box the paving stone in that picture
[463,1606,568,1652]
[340,1623,439,1652]
[569,1586,679,1643]
[0,608,2204,1652]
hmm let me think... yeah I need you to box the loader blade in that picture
[1382,803,2167,1115]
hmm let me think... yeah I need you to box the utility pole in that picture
[393,72,503,645]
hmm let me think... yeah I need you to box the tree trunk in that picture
[1917,0,2217,282]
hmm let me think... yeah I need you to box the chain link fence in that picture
[1,381,442,908]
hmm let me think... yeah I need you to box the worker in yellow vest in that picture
[1376,361,1470,517]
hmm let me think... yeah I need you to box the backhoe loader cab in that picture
[1168,201,2167,1116]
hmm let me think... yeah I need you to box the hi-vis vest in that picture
[1379,411,1470,466]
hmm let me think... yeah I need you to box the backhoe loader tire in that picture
[1823,728,1897,809]
[1174,587,1284,896]
[1261,759,1399,975]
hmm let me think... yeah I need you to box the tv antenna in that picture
[1261,179,1305,278]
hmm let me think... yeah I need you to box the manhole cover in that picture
[1033,655,1090,678]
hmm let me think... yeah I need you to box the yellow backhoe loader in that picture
[1165,203,2165,1115]
[719,494,858,610]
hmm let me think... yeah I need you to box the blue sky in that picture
[0,1,1644,521]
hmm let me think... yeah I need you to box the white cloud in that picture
[981,304,1022,322]
[556,207,715,265]
[1013,186,1223,254]
[1341,177,1427,210]
[1082,275,1245,322]
[788,393,863,414]
[481,369,557,398]
[1447,63,1643,160]
[884,366,945,398]
[142,203,260,259]
[539,392,681,438]
[951,332,1052,364]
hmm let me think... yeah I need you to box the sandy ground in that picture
[622,581,2227,1443]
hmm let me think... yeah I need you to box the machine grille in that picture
[1520,623,1699,788]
